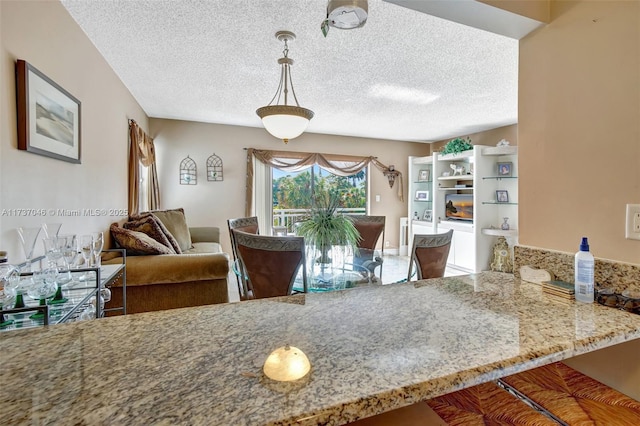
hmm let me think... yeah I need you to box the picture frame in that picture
[418,169,430,182]
[423,209,432,221]
[497,162,512,177]
[415,190,430,201]
[16,59,81,164]
[496,190,509,203]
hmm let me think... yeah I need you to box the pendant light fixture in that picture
[256,31,314,144]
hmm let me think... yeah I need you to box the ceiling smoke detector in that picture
[322,0,368,36]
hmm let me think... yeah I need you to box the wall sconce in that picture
[383,165,400,189]
[179,156,197,185]
[207,153,223,181]
[263,345,311,382]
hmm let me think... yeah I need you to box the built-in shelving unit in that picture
[408,145,519,273]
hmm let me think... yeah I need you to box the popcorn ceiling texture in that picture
[514,245,640,294]
[60,0,518,142]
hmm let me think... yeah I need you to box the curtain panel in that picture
[245,148,403,216]
[128,120,160,215]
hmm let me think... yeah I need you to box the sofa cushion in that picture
[110,224,175,256]
[149,208,193,252]
[123,215,176,253]
[123,251,229,286]
[184,242,222,254]
[129,212,183,254]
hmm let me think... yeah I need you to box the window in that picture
[272,165,367,233]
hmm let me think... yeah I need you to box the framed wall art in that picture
[497,162,512,177]
[16,59,81,163]
[418,169,430,182]
[496,190,509,203]
[415,190,430,201]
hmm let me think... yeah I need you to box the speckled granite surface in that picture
[514,245,640,293]
[2,272,640,425]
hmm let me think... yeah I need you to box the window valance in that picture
[245,148,403,216]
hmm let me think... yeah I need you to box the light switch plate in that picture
[625,204,640,240]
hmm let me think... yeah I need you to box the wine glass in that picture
[43,237,62,267]
[92,232,104,268]
[0,264,19,328]
[28,268,58,320]
[42,223,62,239]
[59,234,78,269]
[17,227,41,272]
[77,235,93,281]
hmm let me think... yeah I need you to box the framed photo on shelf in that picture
[423,210,432,221]
[16,59,81,164]
[415,190,430,201]
[497,162,512,177]
[496,190,509,203]
[418,169,430,182]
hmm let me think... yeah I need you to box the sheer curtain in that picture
[128,120,160,215]
[245,148,403,222]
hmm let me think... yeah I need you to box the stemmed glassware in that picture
[92,232,104,269]
[0,264,19,328]
[17,227,41,272]
[42,223,62,239]
[59,234,78,275]
[42,237,70,303]
[27,268,58,320]
[77,235,94,281]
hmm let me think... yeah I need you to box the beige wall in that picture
[149,119,429,254]
[0,1,148,262]
[519,0,640,263]
[430,124,518,153]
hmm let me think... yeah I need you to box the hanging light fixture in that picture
[256,31,314,144]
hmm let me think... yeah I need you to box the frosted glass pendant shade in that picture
[263,345,311,382]
[257,106,313,144]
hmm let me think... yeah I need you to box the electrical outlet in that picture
[625,204,640,240]
[385,241,390,247]
[375,194,381,202]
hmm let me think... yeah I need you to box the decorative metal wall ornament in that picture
[383,165,400,189]
[207,153,224,181]
[179,156,197,185]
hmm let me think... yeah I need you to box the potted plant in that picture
[440,136,473,156]
[296,191,360,264]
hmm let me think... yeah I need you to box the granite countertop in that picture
[3,272,640,425]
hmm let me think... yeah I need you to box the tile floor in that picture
[227,255,468,303]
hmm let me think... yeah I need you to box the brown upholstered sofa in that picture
[105,209,230,314]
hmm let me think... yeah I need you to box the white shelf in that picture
[481,146,517,156]
[437,150,474,161]
[439,187,474,191]
[481,228,518,237]
[437,175,473,181]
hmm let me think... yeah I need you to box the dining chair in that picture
[345,215,385,282]
[408,229,453,281]
[232,229,307,299]
[227,217,259,300]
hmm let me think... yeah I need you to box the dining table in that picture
[2,271,640,425]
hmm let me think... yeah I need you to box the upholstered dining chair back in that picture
[232,230,307,299]
[346,215,386,281]
[227,217,259,299]
[408,229,453,281]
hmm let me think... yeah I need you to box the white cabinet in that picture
[437,221,475,272]
[407,145,519,274]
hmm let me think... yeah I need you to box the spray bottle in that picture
[574,237,594,303]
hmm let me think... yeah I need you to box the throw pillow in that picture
[123,215,177,254]
[129,212,182,254]
[110,224,175,256]
[149,208,193,252]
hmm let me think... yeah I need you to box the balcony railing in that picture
[273,208,366,234]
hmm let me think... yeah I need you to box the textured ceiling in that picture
[61,0,518,143]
